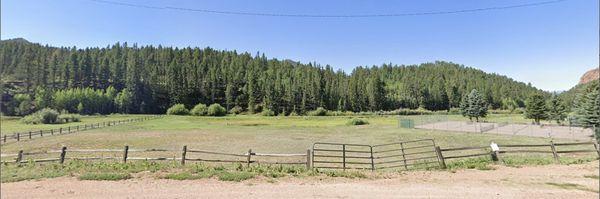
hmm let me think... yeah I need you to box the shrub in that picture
[261,108,275,116]
[346,118,369,126]
[288,111,299,116]
[207,104,227,116]
[229,106,243,115]
[166,104,189,115]
[307,107,328,116]
[58,114,81,123]
[190,103,208,116]
[21,108,60,124]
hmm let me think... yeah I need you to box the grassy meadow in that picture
[0,114,579,154]
[1,114,598,183]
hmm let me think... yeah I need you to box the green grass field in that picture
[1,114,597,183]
[0,114,580,154]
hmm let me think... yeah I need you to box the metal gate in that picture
[372,139,440,170]
[312,139,441,171]
[312,142,374,170]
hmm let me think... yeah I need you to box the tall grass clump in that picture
[307,107,328,116]
[261,108,275,116]
[207,103,227,116]
[346,118,369,125]
[20,108,60,124]
[166,104,189,115]
[190,103,208,116]
[78,172,131,181]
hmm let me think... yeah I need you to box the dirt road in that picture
[2,162,599,199]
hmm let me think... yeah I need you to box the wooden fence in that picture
[1,115,162,145]
[0,145,312,169]
[435,141,600,169]
[2,141,598,171]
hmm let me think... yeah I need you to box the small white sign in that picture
[490,142,500,151]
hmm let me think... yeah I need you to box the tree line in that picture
[1,38,544,116]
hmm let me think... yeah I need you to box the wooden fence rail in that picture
[2,141,598,171]
[435,140,600,169]
[1,115,163,145]
[0,145,312,169]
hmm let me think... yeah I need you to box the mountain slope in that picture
[0,38,544,114]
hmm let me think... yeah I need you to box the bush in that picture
[166,104,189,115]
[346,118,369,126]
[207,104,227,116]
[288,111,299,116]
[307,107,328,116]
[190,103,208,116]
[58,114,81,123]
[229,106,243,115]
[261,108,275,116]
[21,108,60,124]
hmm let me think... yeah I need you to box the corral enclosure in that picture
[1,114,597,164]
[400,115,595,140]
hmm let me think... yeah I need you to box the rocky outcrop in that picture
[579,68,599,85]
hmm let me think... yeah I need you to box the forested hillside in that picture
[0,38,544,115]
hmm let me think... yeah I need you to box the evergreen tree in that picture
[525,93,547,124]
[464,89,488,122]
[578,86,599,127]
[546,95,566,124]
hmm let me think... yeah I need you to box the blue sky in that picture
[1,0,597,91]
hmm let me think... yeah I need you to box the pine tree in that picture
[546,95,566,124]
[525,93,547,125]
[466,89,488,122]
[579,86,599,127]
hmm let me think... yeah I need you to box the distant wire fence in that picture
[1,115,163,145]
[398,115,596,140]
[3,140,597,171]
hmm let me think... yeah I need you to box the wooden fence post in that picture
[50,129,54,135]
[3,134,6,143]
[68,126,70,133]
[342,144,346,171]
[59,128,62,134]
[550,141,559,162]
[40,130,43,137]
[181,145,187,165]
[28,131,32,139]
[306,149,311,170]
[369,146,375,171]
[59,146,67,164]
[490,151,499,162]
[123,145,129,163]
[16,133,20,141]
[247,149,252,167]
[593,142,600,158]
[435,146,447,169]
[16,150,23,163]
[400,142,408,170]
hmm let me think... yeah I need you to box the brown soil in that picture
[2,162,599,199]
